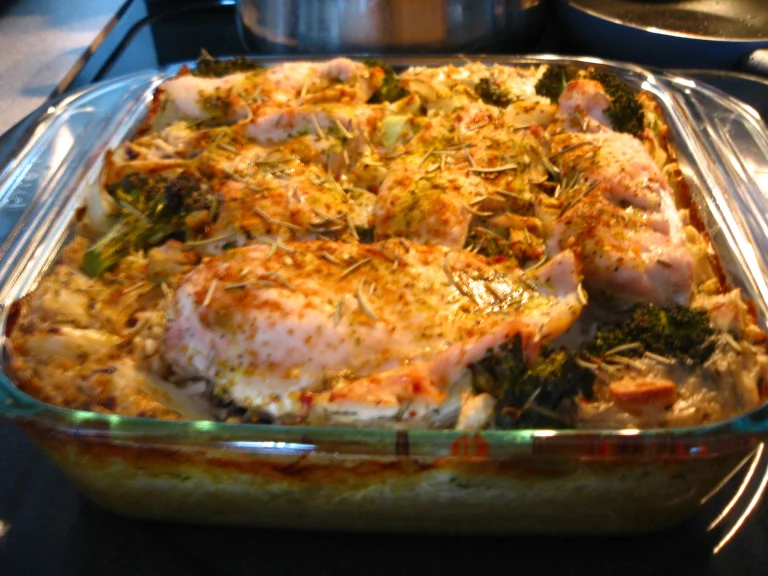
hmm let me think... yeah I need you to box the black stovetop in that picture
[60,0,246,95]
[2,1,768,574]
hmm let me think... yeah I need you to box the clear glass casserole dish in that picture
[2,55,768,534]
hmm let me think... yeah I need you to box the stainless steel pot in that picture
[237,0,551,55]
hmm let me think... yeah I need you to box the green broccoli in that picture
[495,347,595,429]
[82,219,148,279]
[364,59,410,103]
[534,65,581,102]
[468,336,595,430]
[469,334,527,399]
[191,52,262,78]
[82,172,215,277]
[466,303,715,429]
[534,66,643,136]
[587,69,644,137]
[474,78,512,108]
[586,302,715,363]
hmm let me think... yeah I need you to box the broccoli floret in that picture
[469,334,527,399]
[535,66,644,136]
[82,172,214,277]
[587,69,643,137]
[468,336,594,429]
[586,303,715,363]
[534,65,580,101]
[474,78,512,108]
[364,59,409,103]
[191,52,262,78]
[81,219,148,278]
[495,347,595,429]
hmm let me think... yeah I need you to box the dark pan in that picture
[556,0,768,72]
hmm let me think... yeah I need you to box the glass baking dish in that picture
[2,55,768,534]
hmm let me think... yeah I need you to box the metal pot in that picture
[237,0,551,55]
[556,0,768,72]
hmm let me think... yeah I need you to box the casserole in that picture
[1,56,768,533]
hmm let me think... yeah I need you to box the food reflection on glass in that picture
[6,55,767,433]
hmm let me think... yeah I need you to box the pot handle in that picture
[741,49,768,78]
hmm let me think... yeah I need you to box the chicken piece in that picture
[163,243,584,423]
[556,78,613,132]
[262,58,383,105]
[193,152,381,254]
[372,112,549,249]
[244,103,382,146]
[197,173,358,254]
[312,248,583,424]
[548,130,694,305]
[242,103,384,183]
[373,168,490,248]
[143,58,382,131]
[157,72,255,124]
